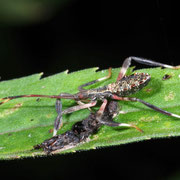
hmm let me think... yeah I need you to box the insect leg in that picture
[76,100,92,111]
[78,67,112,91]
[53,98,63,136]
[96,99,143,132]
[112,95,180,119]
[95,99,108,123]
[63,101,97,114]
[96,99,121,126]
[117,56,180,82]
[53,100,97,136]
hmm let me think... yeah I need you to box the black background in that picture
[0,0,180,179]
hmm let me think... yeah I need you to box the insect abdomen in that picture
[107,73,151,96]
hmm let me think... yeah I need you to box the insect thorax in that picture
[86,87,112,100]
[107,73,151,96]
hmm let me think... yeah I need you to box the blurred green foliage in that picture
[0,0,71,24]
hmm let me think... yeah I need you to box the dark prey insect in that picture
[1,56,180,136]
[34,100,141,154]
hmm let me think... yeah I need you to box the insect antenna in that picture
[0,94,75,105]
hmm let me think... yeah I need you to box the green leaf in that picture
[0,67,180,159]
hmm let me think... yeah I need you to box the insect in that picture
[162,74,172,80]
[34,100,141,154]
[1,56,180,136]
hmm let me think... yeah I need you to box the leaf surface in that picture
[0,67,180,159]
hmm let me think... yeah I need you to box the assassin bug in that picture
[1,56,180,136]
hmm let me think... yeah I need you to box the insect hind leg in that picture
[117,56,180,82]
[112,95,180,119]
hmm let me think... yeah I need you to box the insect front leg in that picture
[53,98,63,136]
[117,56,180,82]
[62,101,97,114]
[53,100,97,136]
[78,67,112,91]
[96,99,120,126]
[96,99,143,132]
[112,95,180,119]
[76,100,92,111]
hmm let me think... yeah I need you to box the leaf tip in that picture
[94,67,99,72]
[64,70,69,74]
[39,72,44,79]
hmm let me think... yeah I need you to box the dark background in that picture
[0,0,180,179]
